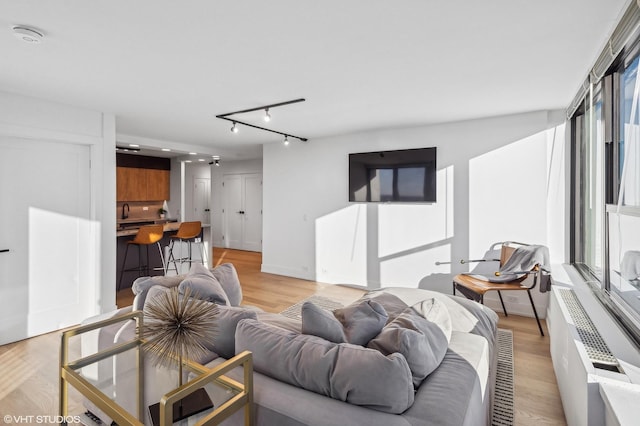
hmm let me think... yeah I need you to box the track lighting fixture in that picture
[216,98,308,142]
[283,136,289,146]
[209,155,221,166]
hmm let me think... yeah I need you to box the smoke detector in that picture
[12,26,44,44]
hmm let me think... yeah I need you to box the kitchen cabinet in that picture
[117,167,145,201]
[116,167,170,201]
[146,168,170,201]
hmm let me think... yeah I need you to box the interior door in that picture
[193,177,211,225]
[0,137,92,345]
[224,175,244,249]
[223,173,262,251]
[243,175,263,252]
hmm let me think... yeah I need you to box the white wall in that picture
[210,158,263,247]
[0,90,117,315]
[263,110,566,317]
[166,158,182,220]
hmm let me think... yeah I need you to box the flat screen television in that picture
[349,147,437,202]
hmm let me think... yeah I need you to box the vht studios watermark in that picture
[3,415,81,424]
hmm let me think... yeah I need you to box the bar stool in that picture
[118,224,165,291]
[165,221,204,275]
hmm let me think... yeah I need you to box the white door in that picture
[243,175,263,252]
[224,175,244,250]
[0,137,92,345]
[193,177,211,225]
[223,173,262,251]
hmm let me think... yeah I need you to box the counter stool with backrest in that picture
[118,224,165,291]
[165,221,204,275]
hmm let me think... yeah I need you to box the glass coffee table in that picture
[59,310,253,426]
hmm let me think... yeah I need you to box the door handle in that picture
[0,249,9,253]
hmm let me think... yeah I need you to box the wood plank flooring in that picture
[498,313,566,425]
[0,248,567,425]
[0,326,84,422]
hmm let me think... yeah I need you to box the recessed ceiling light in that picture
[185,160,192,163]
[12,26,43,44]
[116,145,139,152]
[161,148,171,152]
[129,144,139,148]
[198,159,205,162]
[189,152,197,155]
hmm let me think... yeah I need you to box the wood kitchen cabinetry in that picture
[145,168,170,200]
[117,167,144,201]
[116,154,170,201]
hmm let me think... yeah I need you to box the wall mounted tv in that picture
[349,147,437,203]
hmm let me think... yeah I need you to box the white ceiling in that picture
[0,0,630,159]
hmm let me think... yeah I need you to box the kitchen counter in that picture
[116,219,180,237]
[116,221,211,290]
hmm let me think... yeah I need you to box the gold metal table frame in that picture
[59,310,254,426]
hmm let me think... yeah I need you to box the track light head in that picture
[283,135,290,146]
[264,108,271,122]
[231,122,238,133]
[214,159,220,166]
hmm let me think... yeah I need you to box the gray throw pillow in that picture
[203,305,257,359]
[210,263,242,306]
[131,274,186,311]
[362,291,409,324]
[301,301,346,343]
[333,299,388,346]
[142,284,171,309]
[178,263,229,306]
[235,319,414,414]
[368,305,449,387]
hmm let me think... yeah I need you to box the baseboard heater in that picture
[557,288,623,373]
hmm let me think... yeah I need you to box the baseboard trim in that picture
[260,263,314,281]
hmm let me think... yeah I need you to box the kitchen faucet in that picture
[121,203,129,219]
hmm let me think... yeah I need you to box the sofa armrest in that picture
[81,306,134,366]
[80,306,134,425]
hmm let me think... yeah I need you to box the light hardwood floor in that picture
[0,248,567,425]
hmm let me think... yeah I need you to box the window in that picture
[605,55,640,331]
[620,57,640,208]
[572,37,640,344]
[572,82,605,280]
[607,207,640,329]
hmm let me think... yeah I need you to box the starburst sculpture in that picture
[143,286,219,386]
